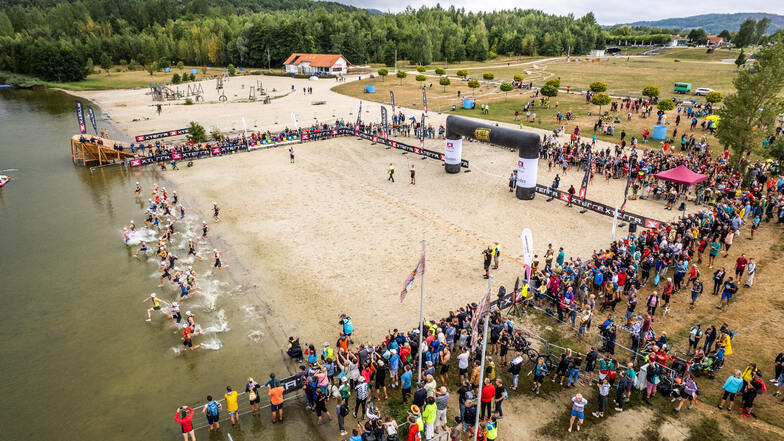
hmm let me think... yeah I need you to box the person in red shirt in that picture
[407,415,421,441]
[174,406,195,441]
[735,254,748,279]
[480,378,495,420]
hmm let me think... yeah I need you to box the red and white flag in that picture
[400,250,425,302]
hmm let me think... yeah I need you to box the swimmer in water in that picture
[145,210,154,228]
[169,301,182,324]
[178,281,192,300]
[210,249,229,276]
[123,227,130,244]
[213,202,220,222]
[135,182,142,197]
[172,191,179,205]
[185,311,196,327]
[143,293,171,322]
[128,220,136,232]
[179,205,186,220]
[201,221,209,240]
[135,240,149,257]
[181,323,203,351]
[187,239,203,260]
[162,187,168,202]
[159,261,173,287]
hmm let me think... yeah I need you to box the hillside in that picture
[623,12,784,33]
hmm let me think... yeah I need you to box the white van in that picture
[694,88,713,96]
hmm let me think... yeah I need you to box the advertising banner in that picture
[75,101,86,134]
[135,128,189,142]
[87,106,98,134]
[534,184,661,228]
[579,146,591,199]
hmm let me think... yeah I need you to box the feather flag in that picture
[470,284,492,352]
[400,250,425,302]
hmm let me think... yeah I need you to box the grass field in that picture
[46,66,231,91]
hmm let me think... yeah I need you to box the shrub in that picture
[227,64,236,76]
[705,91,723,104]
[415,74,426,82]
[439,77,451,91]
[513,74,523,83]
[456,69,468,79]
[434,67,445,75]
[541,84,558,97]
[483,72,494,80]
[642,85,660,99]
[589,81,608,93]
[546,78,560,88]
[184,98,194,105]
[657,99,675,111]
[187,121,206,142]
[172,73,181,84]
[416,65,426,73]
[377,68,388,81]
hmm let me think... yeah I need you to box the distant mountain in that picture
[622,13,784,33]
[366,8,384,15]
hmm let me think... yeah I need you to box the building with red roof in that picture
[283,53,350,75]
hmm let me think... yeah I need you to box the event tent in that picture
[653,164,708,186]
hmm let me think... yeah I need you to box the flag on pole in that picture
[75,101,86,134]
[419,112,426,148]
[87,106,98,134]
[400,250,425,302]
[356,101,362,125]
[390,91,395,114]
[521,228,533,281]
[620,156,635,212]
[381,106,388,138]
[611,205,619,241]
[470,284,492,352]
[291,112,299,130]
[579,145,592,199]
[422,87,428,113]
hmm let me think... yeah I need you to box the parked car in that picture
[694,88,714,96]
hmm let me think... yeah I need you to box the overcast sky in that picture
[338,0,782,25]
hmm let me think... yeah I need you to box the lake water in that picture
[0,88,322,441]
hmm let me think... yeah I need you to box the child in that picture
[592,379,610,418]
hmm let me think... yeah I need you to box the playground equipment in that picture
[150,84,183,101]
[186,83,204,102]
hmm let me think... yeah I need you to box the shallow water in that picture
[0,88,321,440]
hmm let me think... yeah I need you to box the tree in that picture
[717,43,784,167]
[688,28,708,45]
[735,49,746,70]
[456,69,468,79]
[589,81,607,93]
[434,67,445,75]
[382,42,397,67]
[513,74,523,83]
[734,19,756,48]
[546,78,560,88]
[172,73,181,84]
[128,59,139,71]
[591,93,611,113]
[541,84,558,98]
[718,29,732,43]
[148,61,159,76]
[177,61,185,71]
[416,66,426,73]
[227,64,236,76]
[657,100,674,111]
[99,53,112,72]
[500,82,513,100]
[187,121,208,143]
[468,79,480,97]
[439,77,451,92]
[396,70,407,85]
[642,85,660,99]
[483,72,494,81]
[377,68,388,81]
[705,91,723,104]
[415,74,426,85]
[86,58,94,75]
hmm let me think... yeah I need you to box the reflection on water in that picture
[0,88,323,441]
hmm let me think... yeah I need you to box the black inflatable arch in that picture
[444,115,540,200]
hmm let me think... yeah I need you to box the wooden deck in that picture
[70,135,136,166]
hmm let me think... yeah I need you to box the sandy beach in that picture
[74,74,695,343]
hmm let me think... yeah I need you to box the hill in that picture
[623,12,784,33]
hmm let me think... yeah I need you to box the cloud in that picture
[343,0,782,25]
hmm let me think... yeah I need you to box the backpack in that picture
[248,388,257,401]
[207,401,219,417]
[340,403,349,417]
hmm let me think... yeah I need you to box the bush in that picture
[177,61,184,71]
[456,69,468,79]
[488,50,497,59]
[86,58,94,74]
[227,64,236,76]
[642,85,660,98]
[211,129,223,140]
[172,73,181,84]
[396,70,407,84]
[541,84,558,97]
[377,68,388,81]
[657,99,675,111]
[416,65,426,73]
[513,74,523,82]
[99,53,113,71]
[434,67,445,75]
[439,77,451,91]
[705,91,723,104]
[591,93,611,110]
[185,98,194,105]
[546,78,560,88]
[483,72,494,80]
[415,74,426,82]
[128,59,139,71]
[589,81,608,93]
[187,121,207,142]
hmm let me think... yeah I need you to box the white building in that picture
[283,53,350,75]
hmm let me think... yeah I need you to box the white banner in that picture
[521,228,533,266]
[515,157,538,189]
[291,112,298,130]
[611,205,619,241]
[444,138,462,166]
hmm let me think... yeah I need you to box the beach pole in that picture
[474,275,492,441]
[417,238,425,383]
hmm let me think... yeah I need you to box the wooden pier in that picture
[70,135,136,166]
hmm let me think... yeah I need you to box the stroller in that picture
[690,348,724,379]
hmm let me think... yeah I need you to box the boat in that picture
[0,175,10,187]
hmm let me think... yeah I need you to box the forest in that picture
[0,0,606,82]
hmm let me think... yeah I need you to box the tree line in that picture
[0,0,606,82]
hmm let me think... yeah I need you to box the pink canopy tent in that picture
[653,164,708,186]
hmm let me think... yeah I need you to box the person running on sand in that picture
[174,406,195,441]
[410,164,416,185]
[289,146,295,163]
[568,393,587,432]
[213,202,220,222]
[483,246,493,279]
[143,293,170,322]
[135,182,142,197]
[388,163,395,182]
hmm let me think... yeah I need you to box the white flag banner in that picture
[291,112,299,130]
[611,206,619,241]
[521,228,533,266]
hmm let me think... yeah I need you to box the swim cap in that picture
[136,181,139,184]
[203,221,207,224]
[186,311,192,315]
[172,302,178,307]
[151,293,156,297]
[213,249,218,252]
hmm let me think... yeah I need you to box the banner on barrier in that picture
[135,128,189,142]
[535,184,661,228]
[354,130,469,168]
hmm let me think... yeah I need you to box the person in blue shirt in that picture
[338,314,354,342]
[718,370,744,411]
[401,365,413,403]
[348,428,362,441]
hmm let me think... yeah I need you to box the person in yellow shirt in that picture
[225,386,239,425]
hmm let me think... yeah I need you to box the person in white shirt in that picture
[745,258,756,287]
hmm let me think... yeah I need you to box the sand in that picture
[75,74,694,343]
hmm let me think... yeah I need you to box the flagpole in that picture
[474,274,492,441]
[417,239,426,383]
